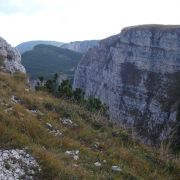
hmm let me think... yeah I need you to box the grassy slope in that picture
[21,45,82,80]
[0,72,179,180]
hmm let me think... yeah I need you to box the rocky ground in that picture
[0,149,40,180]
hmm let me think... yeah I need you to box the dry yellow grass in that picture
[0,72,179,179]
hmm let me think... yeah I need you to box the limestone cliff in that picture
[73,25,180,145]
[0,37,26,73]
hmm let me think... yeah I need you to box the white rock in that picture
[73,155,79,160]
[46,123,62,137]
[0,36,26,73]
[46,123,53,129]
[73,163,78,167]
[111,166,121,172]
[4,107,13,113]
[11,95,19,103]
[94,162,101,167]
[0,149,40,180]
[25,88,30,92]
[61,118,73,125]
[65,150,80,160]
[29,110,38,113]
[75,150,79,155]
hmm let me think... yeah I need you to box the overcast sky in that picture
[0,0,180,46]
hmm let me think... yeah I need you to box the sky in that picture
[0,0,180,46]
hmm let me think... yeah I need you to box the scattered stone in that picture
[11,95,20,103]
[73,155,79,160]
[0,149,40,180]
[4,107,13,113]
[72,163,78,167]
[26,109,44,117]
[46,123,53,130]
[94,162,101,167]
[37,111,44,116]
[0,100,9,107]
[65,150,79,160]
[50,129,62,137]
[11,95,24,104]
[61,118,73,125]
[111,165,121,172]
[103,160,106,163]
[25,88,30,92]
[60,117,78,127]
[46,123,62,137]
[28,109,38,113]
[94,142,100,149]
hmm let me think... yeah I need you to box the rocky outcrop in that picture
[73,25,180,145]
[61,40,99,53]
[0,149,40,179]
[0,37,26,73]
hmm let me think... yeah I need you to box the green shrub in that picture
[58,80,73,98]
[43,102,55,111]
[45,79,54,93]
[73,88,85,102]
[86,97,107,114]
[0,55,4,66]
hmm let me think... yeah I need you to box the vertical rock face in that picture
[0,37,26,73]
[73,25,180,144]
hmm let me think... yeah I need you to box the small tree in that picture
[39,76,44,85]
[35,76,44,91]
[45,79,54,93]
[73,88,85,103]
[58,80,73,98]
[0,55,4,66]
[52,73,59,92]
[53,73,58,82]
[87,97,108,114]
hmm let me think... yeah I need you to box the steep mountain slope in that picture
[21,44,82,80]
[73,25,180,145]
[0,72,179,179]
[0,36,179,179]
[61,40,99,53]
[16,40,64,54]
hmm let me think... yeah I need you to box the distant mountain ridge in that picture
[16,40,64,54]
[21,44,82,80]
[59,40,99,53]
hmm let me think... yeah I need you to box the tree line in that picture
[35,73,108,115]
